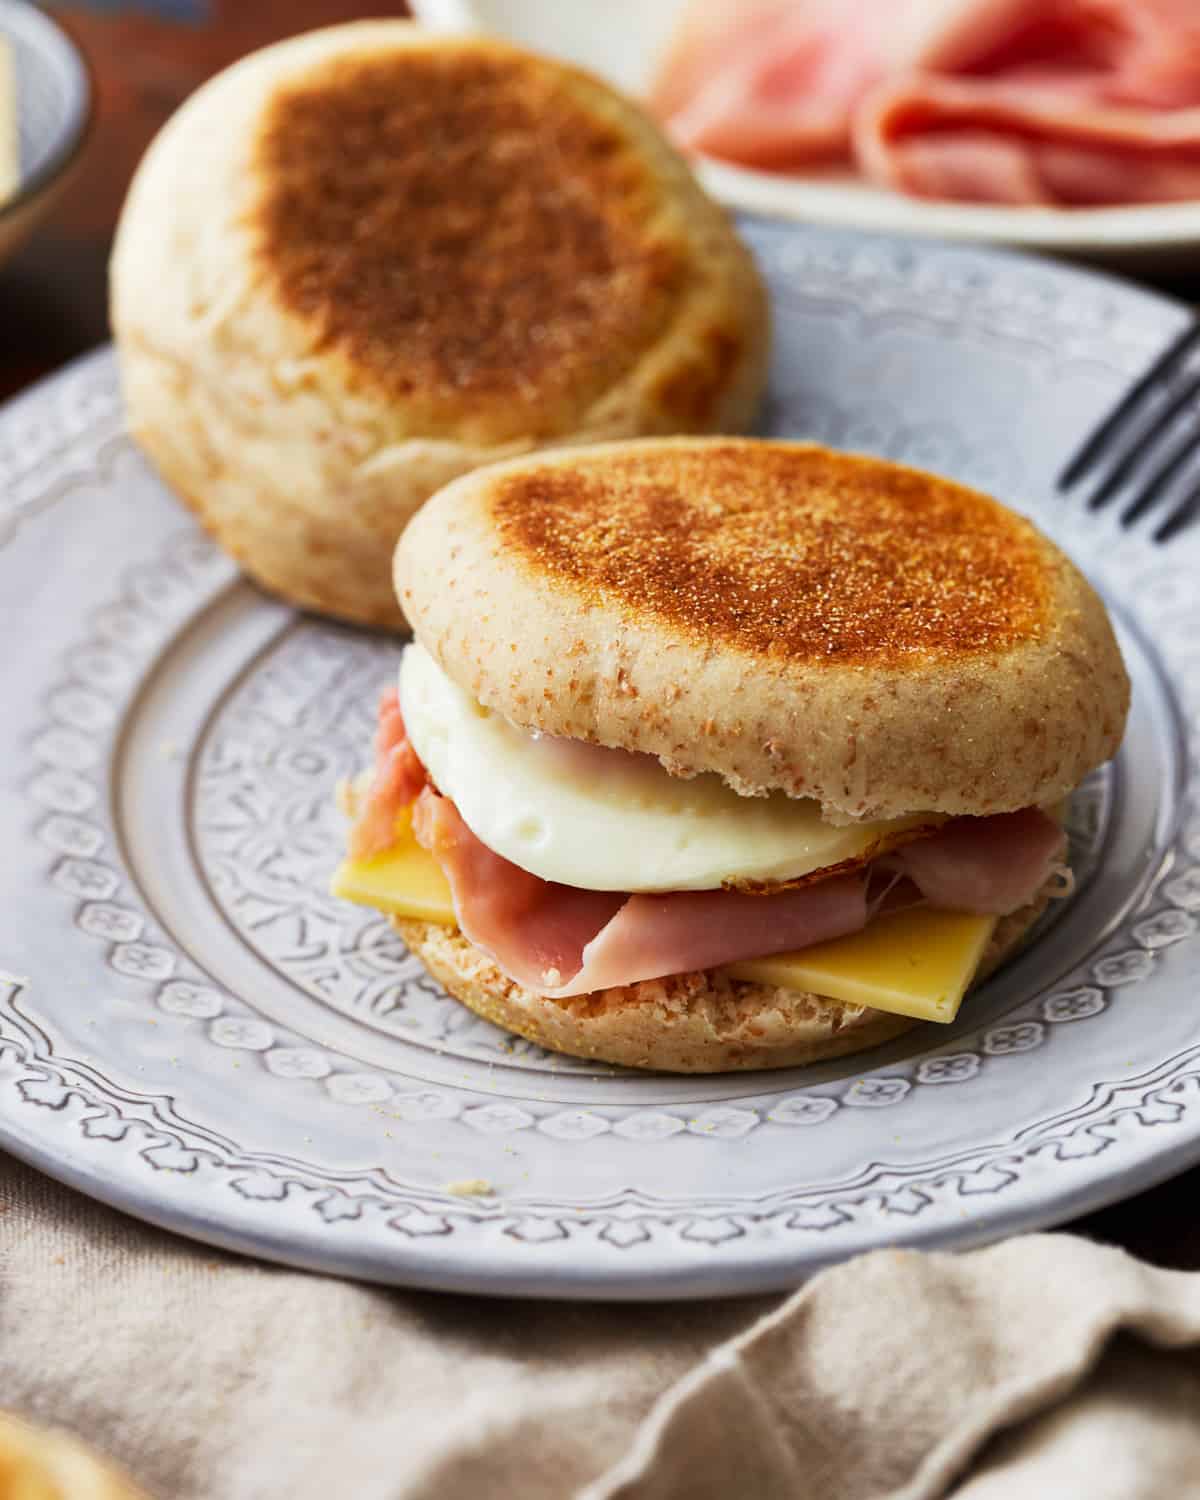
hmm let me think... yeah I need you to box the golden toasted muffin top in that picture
[490,443,1052,666]
[251,46,691,439]
[397,438,1129,819]
[112,21,768,630]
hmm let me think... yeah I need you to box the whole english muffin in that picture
[110,22,768,628]
[0,1410,148,1499]
[396,438,1129,824]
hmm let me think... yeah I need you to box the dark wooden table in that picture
[4,4,1198,1272]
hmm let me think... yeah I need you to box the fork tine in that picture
[1059,320,1200,490]
[1119,425,1200,526]
[1153,472,1200,543]
[1087,369,1200,510]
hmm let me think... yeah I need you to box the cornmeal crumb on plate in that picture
[443,1178,494,1198]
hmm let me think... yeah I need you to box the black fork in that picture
[1058,321,1200,543]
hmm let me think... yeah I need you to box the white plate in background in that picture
[411,0,1200,272]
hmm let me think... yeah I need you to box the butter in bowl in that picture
[0,0,91,269]
[0,33,16,206]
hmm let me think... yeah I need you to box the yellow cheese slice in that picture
[330,811,455,924]
[332,818,997,1023]
[724,906,997,1024]
[0,38,17,207]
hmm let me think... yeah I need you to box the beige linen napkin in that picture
[3,1150,1200,1500]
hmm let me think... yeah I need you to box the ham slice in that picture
[893,807,1065,915]
[651,0,903,168]
[895,0,1071,76]
[411,788,626,991]
[571,878,868,996]
[651,0,1200,206]
[858,76,1200,205]
[352,697,1065,993]
[347,690,427,860]
[412,788,868,998]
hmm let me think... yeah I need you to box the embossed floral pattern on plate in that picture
[2,222,1199,1297]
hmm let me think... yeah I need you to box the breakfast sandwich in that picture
[333,439,1129,1073]
[109,22,768,629]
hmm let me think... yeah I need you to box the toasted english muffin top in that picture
[396,439,1129,821]
[250,44,695,438]
[489,442,1052,665]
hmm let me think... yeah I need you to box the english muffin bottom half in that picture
[333,438,1129,1073]
[110,21,768,629]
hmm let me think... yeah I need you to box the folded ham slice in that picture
[412,788,627,992]
[858,76,1200,206]
[651,0,1200,206]
[892,806,1065,915]
[563,879,869,997]
[412,788,869,998]
[347,690,427,860]
[360,699,1064,995]
[653,0,922,168]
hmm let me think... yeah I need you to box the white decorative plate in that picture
[410,0,1200,273]
[2,221,1199,1298]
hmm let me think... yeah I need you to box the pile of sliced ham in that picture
[651,0,1200,206]
[349,698,1066,999]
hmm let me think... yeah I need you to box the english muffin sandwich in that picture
[333,439,1129,1072]
[0,1410,148,1500]
[110,22,768,629]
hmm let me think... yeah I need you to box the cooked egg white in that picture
[398,644,933,893]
